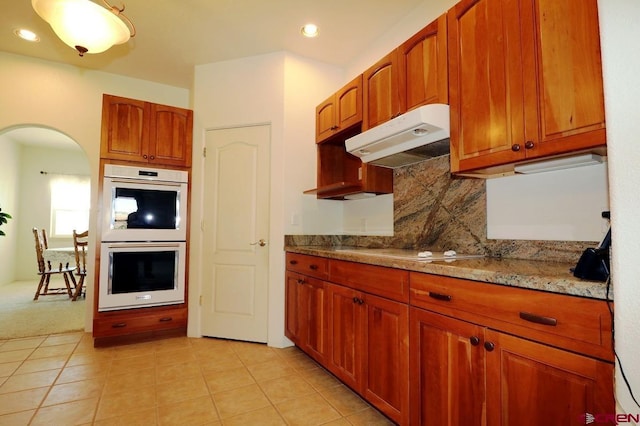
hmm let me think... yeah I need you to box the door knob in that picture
[250,239,267,247]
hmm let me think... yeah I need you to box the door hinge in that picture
[199,295,203,306]
[203,147,206,157]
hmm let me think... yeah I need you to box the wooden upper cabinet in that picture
[149,103,193,167]
[399,13,449,111]
[101,95,150,163]
[101,94,193,167]
[363,50,403,131]
[316,75,363,143]
[448,0,606,175]
[364,13,449,132]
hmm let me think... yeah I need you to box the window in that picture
[50,176,90,237]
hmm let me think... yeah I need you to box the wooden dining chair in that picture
[32,227,75,300]
[72,229,89,301]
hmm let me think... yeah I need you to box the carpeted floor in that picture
[0,279,86,339]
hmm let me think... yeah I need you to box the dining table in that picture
[42,246,78,269]
[42,246,87,301]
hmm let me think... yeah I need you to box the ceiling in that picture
[0,0,425,89]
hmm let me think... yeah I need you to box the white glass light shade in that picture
[32,0,130,55]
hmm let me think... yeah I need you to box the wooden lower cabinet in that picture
[284,271,327,364]
[485,329,614,426]
[326,282,409,425]
[410,307,614,426]
[410,308,485,426]
[93,305,187,346]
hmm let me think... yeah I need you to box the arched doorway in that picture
[0,125,90,339]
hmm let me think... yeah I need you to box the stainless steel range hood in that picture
[346,103,450,168]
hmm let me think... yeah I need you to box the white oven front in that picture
[101,164,188,242]
[98,241,186,311]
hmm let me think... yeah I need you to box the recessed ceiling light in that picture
[301,23,319,38]
[14,28,40,42]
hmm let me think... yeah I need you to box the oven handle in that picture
[103,242,183,249]
[106,178,185,187]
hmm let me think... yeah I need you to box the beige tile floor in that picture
[0,332,394,425]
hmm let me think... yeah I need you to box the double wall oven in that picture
[99,164,188,312]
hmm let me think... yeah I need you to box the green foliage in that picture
[0,208,12,237]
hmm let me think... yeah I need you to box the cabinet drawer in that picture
[410,273,613,361]
[330,259,409,303]
[93,307,187,338]
[286,253,329,280]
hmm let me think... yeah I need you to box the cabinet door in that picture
[100,95,151,162]
[410,308,485,426]
[315,97,337,143]
[335,75,363,133]
[362,293,409,425]
[285,271,303,344]
[363,50,404,130]
[521,0,606,159]
[299,275,327,364]
[485,329,614,426]
[149,103,193,167]
[399,13,449,111]
[448,0,526,173]
[326,283,362,391]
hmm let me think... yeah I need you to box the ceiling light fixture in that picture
[301,23,319,38]
[31,0,136,57]
[14,28,40,42]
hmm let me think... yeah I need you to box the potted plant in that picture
[0,208,12,236]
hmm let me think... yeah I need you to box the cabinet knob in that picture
[289,260,298,265]
[149,155,155,160]
[330,125,339,130]
[143,154,148,159]
[309,264,318,270]
[470,336,480,346]
[524,141,535,149]
[484,341,495,352]
[352,297,359,304]
[297,279,306,285]
[511,144,521,152]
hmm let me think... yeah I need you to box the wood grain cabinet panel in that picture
[315,75,363,143]
[410,308,485,426]
[399,13,448,111]
[448,0,606,175]
[101,94,193,167]
[285,270,327,364]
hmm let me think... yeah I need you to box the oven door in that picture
[101,177,188,242]
[99,242,186,311]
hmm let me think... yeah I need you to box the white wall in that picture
[193,52,346,347]
[598,0,640,415]
[0,51,190,330]
[486,163,610,241]
[0,139,20,285]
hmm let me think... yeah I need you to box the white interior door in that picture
[201,125,270,342]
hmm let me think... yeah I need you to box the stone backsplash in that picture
[286,155,596,263]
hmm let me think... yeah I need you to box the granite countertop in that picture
[285,246,612,300]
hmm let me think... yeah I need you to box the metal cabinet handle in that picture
[159,317,173,322]
[519,312,557,326]
[428,292,452,302]
[111,322,127,328]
